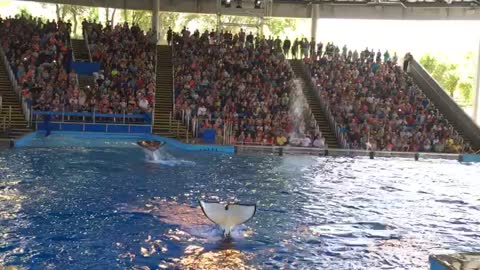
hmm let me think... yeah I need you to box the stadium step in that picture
[289,59,340,148]
[0,53,32,139]
[78,75,94,92]
[153,45,189,140]
[71,39,90,62]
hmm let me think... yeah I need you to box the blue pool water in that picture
[1,139,480,269]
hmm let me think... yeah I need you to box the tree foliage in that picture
[122,10,152,31]
[458,80,473,102]
[17,6,32,18]
[420,54,468,100]
[420,54,438,74]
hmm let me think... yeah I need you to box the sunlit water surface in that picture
[1,143,479,269]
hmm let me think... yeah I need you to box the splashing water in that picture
[288,79,314,143]
[143,149,195,166]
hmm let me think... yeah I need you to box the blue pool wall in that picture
[429,256,450,270]
[15,131,235,153]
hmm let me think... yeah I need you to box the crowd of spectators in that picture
[2,16,469,152]
[0,15,75,112]
[83,20,157,115]
[172,28,325,146]
[305,44,473,153]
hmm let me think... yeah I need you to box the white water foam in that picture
[143,149,195,166]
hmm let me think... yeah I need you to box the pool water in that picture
[1,142,480,269]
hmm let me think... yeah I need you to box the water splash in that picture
[288,79,314,142]
[143,149,195,166]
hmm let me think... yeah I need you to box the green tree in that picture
[420,54,438,74]
[54,4,88,36]
[432,62,448,84]
[159,12,182,42]
[443,71,460,97]
[264,17,297,38]
[122,9,152,31]
[458,81,473,102]
[182,13,217,31]
[85,7,100,23]
[17,6,32,18]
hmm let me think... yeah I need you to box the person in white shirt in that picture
[302,136,312,147]
[198,105,207,117]
[138,97,149,111]
[313,136,325,148]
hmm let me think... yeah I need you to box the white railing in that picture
[0,47,31,127]
[69,33,81,91]
[302,62,349,149]
[83,30,93,62]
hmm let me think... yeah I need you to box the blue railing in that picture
[32,111,152,134]
[32,110,150,123]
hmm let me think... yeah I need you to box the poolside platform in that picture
[235,144,462,161]
[430,253,480,270]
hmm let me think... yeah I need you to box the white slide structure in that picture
[199,201,256,238]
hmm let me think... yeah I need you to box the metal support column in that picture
[473,40,480,125]
[152,0,160,44]
[311,3,319,41]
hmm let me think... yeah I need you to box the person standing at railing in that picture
[43,114,51,137]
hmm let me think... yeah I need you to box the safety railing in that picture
[303,62,349,149]
[83,30,93,62]
[69,33,81,93]
[1,105,12,133]
[32,110,150,124]
[0,47,31,127]
[235,144,461,160]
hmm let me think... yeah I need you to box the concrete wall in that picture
[17,0,480,20]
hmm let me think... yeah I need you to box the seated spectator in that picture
[172,29,301,146]
[83,21,155,119]
[0,15,75,113]
[305,43,467,153]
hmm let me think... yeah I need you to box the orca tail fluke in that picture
[199,201,256,238]
[137,141,166,152]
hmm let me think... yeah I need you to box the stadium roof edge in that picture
[16,0,480,20]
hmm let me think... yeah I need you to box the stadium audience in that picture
[171,29,322,146]
[0,15,73,112]
[83,21,156,115]
[305,45,470,153]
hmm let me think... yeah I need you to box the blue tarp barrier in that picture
[71,61,100,75]
[203,128,216,143]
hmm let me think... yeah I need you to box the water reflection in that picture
[119,198,257,269]
[0,181,26,267]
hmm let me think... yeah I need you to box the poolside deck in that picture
[235,144,462,161]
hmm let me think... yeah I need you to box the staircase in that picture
[71,39,90,61]
[289,60,339,148]
[0,54,32,140]
[78,75,94,91]
[153,45,188,139]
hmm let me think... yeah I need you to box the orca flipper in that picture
[199,200,256,237]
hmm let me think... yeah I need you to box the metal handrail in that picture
[0,46,31,127]
[304,63,348,149]
[84,29,93,62]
